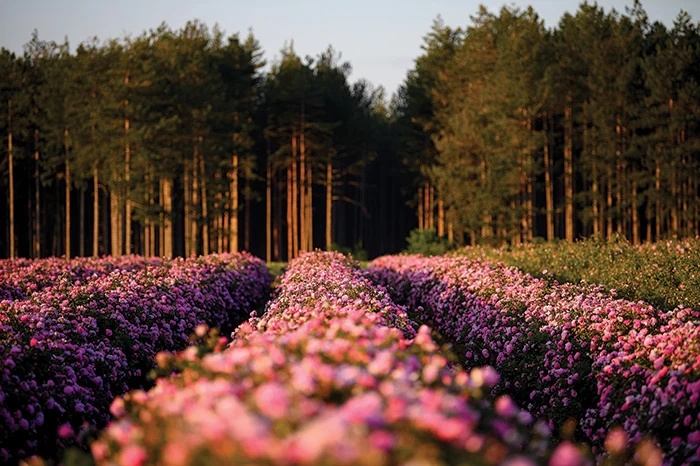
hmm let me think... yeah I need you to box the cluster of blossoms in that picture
[0,255,164,302]
[368,255,700,464]
[93,251,586,466]
[0,253,272,463]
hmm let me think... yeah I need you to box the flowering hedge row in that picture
[0,252,272,463]
[93,251,586,466]
[368,255,700,465]
[0,255,163,303]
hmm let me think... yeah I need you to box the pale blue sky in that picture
[1,1,698,97]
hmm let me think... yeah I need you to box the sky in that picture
[1,0,698,97]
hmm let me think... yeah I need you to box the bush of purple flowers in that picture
[368,255,700,465]
[0,252,272,463]
[0,255,164,303]
[92,252,587,466]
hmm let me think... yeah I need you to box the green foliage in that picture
[405,228,454,256]
[457,236,700,312]
[331,241,368,261]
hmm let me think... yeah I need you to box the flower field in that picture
[368,255,700,465]
[3,249,698,465]
[0,253,272,463]
[92,251,579,465]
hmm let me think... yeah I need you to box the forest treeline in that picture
[0,22,410,260]
[1,1,699,259]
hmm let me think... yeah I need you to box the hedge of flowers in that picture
[456,236,700,312]
[0,252,272,463]
[368,255,700,465]
[92,251,587,466]
[0,255,163,303]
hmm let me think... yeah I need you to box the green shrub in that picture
[405,228,454,256]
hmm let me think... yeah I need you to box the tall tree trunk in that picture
[124,116,131,255]
[184,160,191,256]
[437,198,445,237]
[299,129,306,253]
[34,131,40,258]
[592,175,600,236]
[200,142,209,256]
[79,188,85,257]
[110,176,120,256]
[191,146,200,255]
[671,168,679,238]
[7,98,14,258]
[606,179,613,239]
[564,96,574,242]
[632,180,639,245]
[273,167,280,261]
[544,114,554,241]
[417,187,424,231]
[287,164,293,261]
[424,182,430,231]
[148,176,155,256]
[291,134,298,258]
[230,153,239,253]
[306,162,312,251]
[326,159,332,251]
[615,117,623,236]
[93,168,99,256]
[244,176,250,251]
[65,129,71,259]
[215,171,223,254]
[266,161,272,262]
[480,159,492,238]
[655,160,661,240]
[162,179,173,257]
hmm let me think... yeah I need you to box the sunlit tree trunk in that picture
[200,142,209,255]
[273,167,280,260]
[286,164,293,261]
[244,176,251,251]
[7,98,14,258]
[34,130,40,258]
[230,152,239,253]
[79,187,85,257]
[123,72,132,255]
[184,160,191,256]
[110,174,120,256]
[417,187,424,231]
[437,198,445,237]
[93,168,99,256]
[544,114,554,241]
[632,180,639,245]
[424,182,430,231]
[480,159,492,238]
[162,178,173,257]
[564,95,574,242]
[291,133,298,257]
[326,159,332,251]
[299,128,306,253]
[65,129,71,259]
[266,161,272,262]
[306,163,312,251]
[191,145,200,256]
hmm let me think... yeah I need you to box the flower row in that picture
[93,252,583,466]
[0,255,163,302]
[367,255,700,464]
[0,253,272,463]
